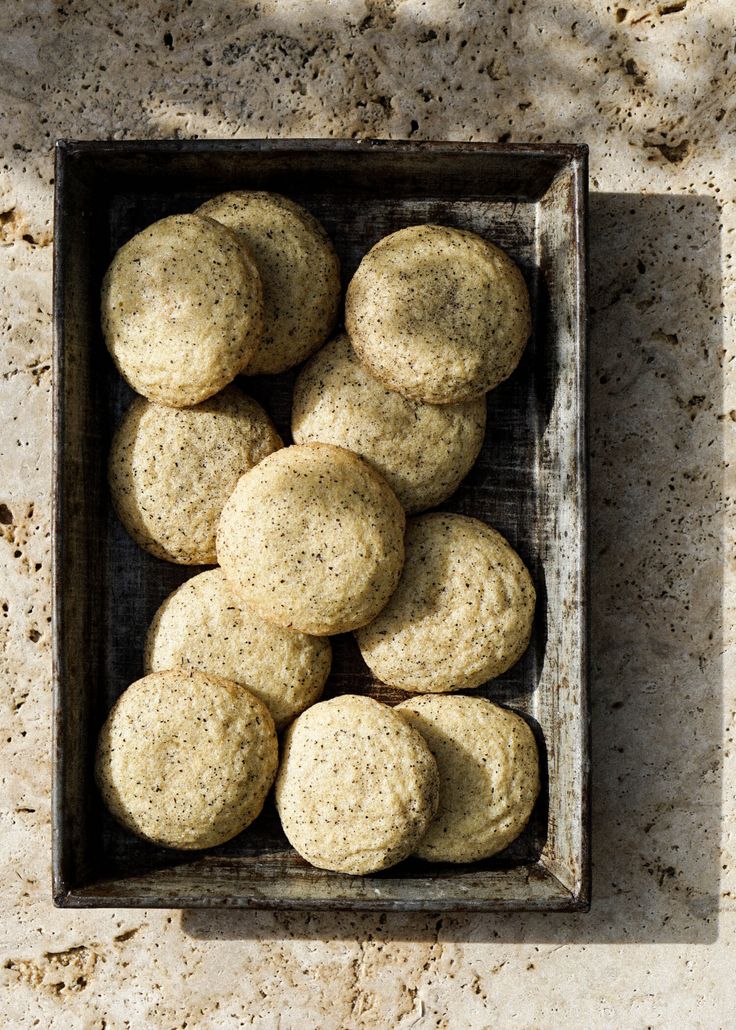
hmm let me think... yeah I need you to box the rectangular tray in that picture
[53,139,589,911]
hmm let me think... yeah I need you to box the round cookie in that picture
[396,695,540,863]
[144,568,331,729]
[345,224,531,404]
[101,213,263,406]
[275,695,439,874]
[356,513,535,691]
[196,191,340,375]
[109,386,282,564]
[292,333,487,513]
[217,443,405,635]
[95,669,278,850]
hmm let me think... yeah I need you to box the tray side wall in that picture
[52,149,107,899]
[537,158,590,903]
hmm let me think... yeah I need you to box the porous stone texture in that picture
[0,1,734,1027]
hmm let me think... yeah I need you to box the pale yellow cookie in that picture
[95,669,278,850]
[292,333,486,513]
[217,443,405,635]
[397,695,540,862]
[109,387,282,564]
[356,513,535,691]
[345,224,531,404]
[275,695,439,874]
[196,191,340,375]
[144,568,331,729]
[101,213,263,406]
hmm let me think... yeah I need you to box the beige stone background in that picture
[1,0,735,1026]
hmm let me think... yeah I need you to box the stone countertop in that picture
[1,1,734,1027]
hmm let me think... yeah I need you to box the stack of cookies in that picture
[95,192,541,874]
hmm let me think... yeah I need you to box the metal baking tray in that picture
[52,138,589,911]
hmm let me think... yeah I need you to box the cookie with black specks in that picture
[345,224,531,404]
[109,386,282,564]
[217,443,406,635]
[196,191,340,375]
[144,568,331,729]
[95,669,278,850]
[275,695,439,874]
[397,695,540,862]
[292,333,486,513]
[356,513,535,691]
[101,213,263,406]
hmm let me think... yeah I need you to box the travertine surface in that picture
[0,1,734,1027]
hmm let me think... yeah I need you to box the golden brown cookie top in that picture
[397,694,540,863]
[95,669,278,850]
[108,386,282,564]
[101,212,263,406]
[145,568,331,729]
[275,695,439,874]
[197,191,340,375]
[292,333,486,512]
[346,224,531,404]
[217,443,406,635]
[357,512,535,691]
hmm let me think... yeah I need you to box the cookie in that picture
[144,568,331,729]
[345,224,531,404]
[95,669,278,850]
[196,191,340,375]
[397,695,540,862]
[109,386,282,564]
[217,443,405,635]
[275,695,439,874]
[101,213,263,406]
[356,513,535,691]
[291,333,487,513]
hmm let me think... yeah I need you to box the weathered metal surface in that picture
[53,139,588,910]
